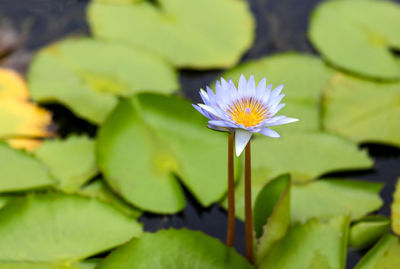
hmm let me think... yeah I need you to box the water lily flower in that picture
[193,74,298,156]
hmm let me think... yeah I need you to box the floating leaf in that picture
[79,180,142,218]
[392,178,400,235]
[309,0,400,79]
[0,261,97,269]
[0,68,52,150]
[354,233,400,269]
[96,229,254,269]
[221,132,373,219]
[221,54,334,132]
[252,132,372,184]
[349,216,390,249]
[0,143,54,192]
[33,135,98,192]
[226,177,381,222]
[291,179,383,223]
[88,0,254,68]
[259,216,349,269]
[323,73,400,147]
[0,68,28,99]
[0,193,142,263]
[97,93,238,213]
[28,38,178,124]
[254,174,291,265]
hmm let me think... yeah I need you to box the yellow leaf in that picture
[0,68,52,150]
[0,69,29,99]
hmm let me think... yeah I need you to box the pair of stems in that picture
[226,132,253,264]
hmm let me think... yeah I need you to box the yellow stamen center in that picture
[227,97,268,127]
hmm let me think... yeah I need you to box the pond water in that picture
[1,0,400,268]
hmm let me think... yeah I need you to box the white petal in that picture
[235,129,252,156]
[256,77,267,97]
[269,103,286,116]
[261,84,273,103]
[198,104,221,119]
[238,74,247,97]
[247,75,256,95]
[259,128,280,138]
[263,116,299,126]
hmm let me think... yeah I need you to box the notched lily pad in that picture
[254,174,291,265]
[97,93,239,213]
[349,215,390,249]
[0,193,142,263]
[355,233,400,269]
[88,0,254,68]
[96,229,254,269]
[33,135,98,192]
[291,179,383,223]
[309,0,400,79]
[79,180,142,218]
[259,216,349,269]
[28,38,178,124]
[323,73,400,147]
[0,143,54,193]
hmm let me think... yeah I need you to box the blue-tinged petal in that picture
[268,93,285,108]
[208,120,236,128]
[269,84,284,101]
[259,128,280,138]
[235,129,252,156]
[192,104,211,119]
[198,104,222,119]
[207,124,230,132]
[238,74,247,97]
[247,75,256,95]
[263,116,299,126]
[269,103,286,116]
[199,89,210,105]
[256,77,267,97]
[261,84,273,103]
[216,80,230,105]
[206,86,216,103]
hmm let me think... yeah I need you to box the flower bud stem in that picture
[245,141,254,264]
[226,132,235,247]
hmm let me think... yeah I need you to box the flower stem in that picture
[245,141,254,264]
[226,132,235,247]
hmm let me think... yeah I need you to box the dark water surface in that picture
[1,0,400,268]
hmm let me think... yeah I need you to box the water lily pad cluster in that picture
[0,0,398,268]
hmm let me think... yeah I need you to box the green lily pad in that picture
[79,180,142,218]
[221,53,334,132]
[309,0,400,80]
[254,174,291,265]
[392,178,400,235]
[34,135,98,192]
[96,229,254,269]
[259,216,349,269]
[354,233,400,269]
[221,132,373,219]
[0,143,54,192]
[225,177,381,223]
[88,0,254,68]
[28,38,178,124]
[0,260,97,269]
[323,73,400,147]
[0,193,142,263]
[97,93,239,213]
[291,179,383,223]
[349,216,390,249]
[251,132,372,183]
